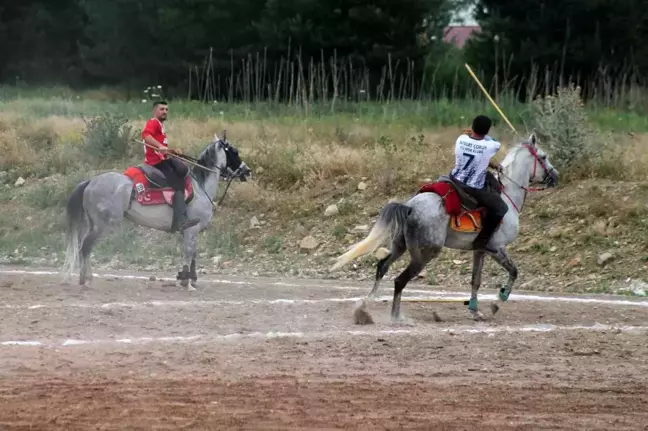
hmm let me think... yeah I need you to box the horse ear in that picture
[222,129,227,141]
[213,133,220,142]
[529,133,537,147]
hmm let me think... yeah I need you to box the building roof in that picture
[444,25,481,48]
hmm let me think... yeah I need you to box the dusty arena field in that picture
[1,268,648,430]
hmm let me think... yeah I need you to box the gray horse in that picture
[64,133,251,288]
[332,133,559,321]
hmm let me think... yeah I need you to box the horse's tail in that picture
[331,202,411,271]
[63,180,91,277]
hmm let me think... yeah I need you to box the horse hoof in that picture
[498,287,512,302]
[470,310,487,321]
[187,285,197,292]
[490,303,500,315]
[179,279,190,288]
[491,302,500,316]
[391,316,414,326]
[353,301,374,325]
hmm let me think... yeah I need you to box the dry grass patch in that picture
[1,106,648,291]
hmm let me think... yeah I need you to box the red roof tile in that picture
[444,26,481,48]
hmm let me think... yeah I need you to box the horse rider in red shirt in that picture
[141,100,199,232]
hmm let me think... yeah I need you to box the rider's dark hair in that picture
[153,100,168,108]
[472,115,492,136]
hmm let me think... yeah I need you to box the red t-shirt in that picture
[141,118,168,165]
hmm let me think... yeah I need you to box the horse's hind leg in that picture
[79,227,100,286]
[488,248,518,315]
[368,236,406,300]
[80,182,130,286]
[79,211,115,286]
[391,246,440,323]
[468,251,487,321]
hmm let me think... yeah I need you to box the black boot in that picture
[472,215,499,253]
[171,190,200,232]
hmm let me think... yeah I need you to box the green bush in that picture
[82,114,135,160]
[529,83,602,175]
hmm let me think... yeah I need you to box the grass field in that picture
[1,84,647,296]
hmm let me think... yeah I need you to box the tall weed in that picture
[528,83,615,179]
[83,114,136,160]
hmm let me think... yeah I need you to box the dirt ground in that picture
[1,269,648,430]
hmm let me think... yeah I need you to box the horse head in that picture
[519,133,559,187]
[200,130,252,182]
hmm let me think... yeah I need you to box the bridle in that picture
[497,143,557,213]
[522,144,557,191]
[139,136,246,211]
[184,140,245,210]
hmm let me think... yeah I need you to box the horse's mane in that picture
[500,141,538,185]
[191,141,220,185]
[501,143,527,168]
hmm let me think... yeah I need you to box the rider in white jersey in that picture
[450,115,508,253]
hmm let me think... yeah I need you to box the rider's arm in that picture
[488,140,503,171]
[143,134,168,153]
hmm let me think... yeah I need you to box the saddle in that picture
[418,172,503,233]
[123,164,194,207]
[436,175,480,210]
[135,164,190,189]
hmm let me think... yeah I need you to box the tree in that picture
[254,0,453,62]
[465,0,648,98]
[252,0,456,99]
[78,0,266,92]
[0,0,85,84]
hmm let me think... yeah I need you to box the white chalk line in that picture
[1,296,462,310]
[1,269,436,293]
[6,293,648,311]
[2,323,647,348]
[2,269,648,309]
[3,294,648,311]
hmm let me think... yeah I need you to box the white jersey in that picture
[450,134,501,189]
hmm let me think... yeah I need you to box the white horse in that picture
[64,133,251,288]
[332,133,559,321]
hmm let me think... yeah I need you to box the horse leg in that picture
[189,259,197,287]
[488,247,518,315]
[352,237,407,326]
[78,200,118,287]
[391,247,440,323]
[177,228,198,291]
[79,227,100,287]
[468,251,487,321]
[368,236,406,300]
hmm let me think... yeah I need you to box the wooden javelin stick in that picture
[138,140,222,175]
[464,63,518,135]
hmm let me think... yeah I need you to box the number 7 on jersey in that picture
[462,153,475,170]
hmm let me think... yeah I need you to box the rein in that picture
[139,140,236,211]
[188,156,240,211]
[496,144,553,214]
[188,171,236,211]
[139,140,223,175]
